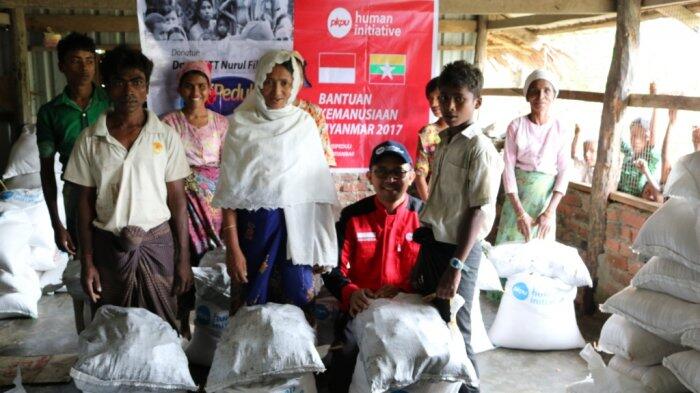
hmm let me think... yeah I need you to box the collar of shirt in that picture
[372,195,408,219]
[460,122,483,139]
[93,109,165,139]
[53,84,109,112]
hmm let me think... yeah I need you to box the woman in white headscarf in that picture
[495,69,571,243]
[213,50,340,315]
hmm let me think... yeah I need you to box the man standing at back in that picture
[36,32,110,255]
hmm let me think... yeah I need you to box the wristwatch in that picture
[449,257,464,270]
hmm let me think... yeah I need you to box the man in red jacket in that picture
[323,140,422,392]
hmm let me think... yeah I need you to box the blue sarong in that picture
[237,208,314,307]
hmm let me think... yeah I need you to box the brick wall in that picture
[556,182,657,303]
[332,173,374,207]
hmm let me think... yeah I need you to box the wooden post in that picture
[585,0,641,313]
[10,7,31,126]
[474,16,488,69]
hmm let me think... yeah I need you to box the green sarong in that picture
[495,168,556,244]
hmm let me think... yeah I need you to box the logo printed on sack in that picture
[405,232,413,241]
[512,282,530,301]
[195,304,211,325]
[327,8,352,38]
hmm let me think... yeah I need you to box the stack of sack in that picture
[348,293,478,393]
[568,151,700,393]
[0,209,42,319]
[1,125,69,295]
[70,305,197,392]
[485,239,592,350]
[207,303,325,392]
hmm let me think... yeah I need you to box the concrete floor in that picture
[0,292,607,393]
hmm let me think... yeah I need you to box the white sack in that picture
[186,264,231,367]
[488,272,585,350]
[39,251,69,293]
[220,373,317,393]
[663,350,700,393]
[664,151,700,201]
[30,246,58,272]
[598,314,685,366]
[206,303,325,391]
[470,291,494,354]
[3,173,41,190]
[608,355,688,393]
[633,197,700,272]
[683,330,700,352]
[487,239,592,287]
[351,294,477,392]
[200,247,226,268]
[565,344,646,393]
[0,189,56,249]
[0,209,41,319]
[600,286,700,345]
[2,125,40,178]
[70,305,197,393]
[349,358,462,393]
[632,256,700,304]
[477,253,502,291]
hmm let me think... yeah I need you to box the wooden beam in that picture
[439,0,696,15]
[534,2,700,34]
[0,0,136,10]
[482,88,607,102]
[474,16,488,69]
[440,0,615,15]
[656,5,700,31]
[0,12,9,26]
[438,19,477,33]
[26,14,138,33]
[488,14,598,30]
[482,88,700,110]
[628,94,700,110]
[587,0,641,313]
[10,7,31,126]
[609,191,660,213]
[439,44,475,51]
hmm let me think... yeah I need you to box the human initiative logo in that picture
[327,7,352,38]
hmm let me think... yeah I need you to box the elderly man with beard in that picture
[63,45,193,329]
[323,140,422,393]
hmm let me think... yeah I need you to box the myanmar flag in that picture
[368,54,406,85]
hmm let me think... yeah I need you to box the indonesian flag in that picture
[318,53,356,84]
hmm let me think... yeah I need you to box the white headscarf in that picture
[523,69,559,98]
[213,50,340,269]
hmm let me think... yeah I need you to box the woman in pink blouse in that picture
[162,60,228,338]
[495,69,571,243]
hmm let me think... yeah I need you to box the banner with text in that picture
[294,0,437,170]
[138,0,436,171]
[137,0,292,116]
